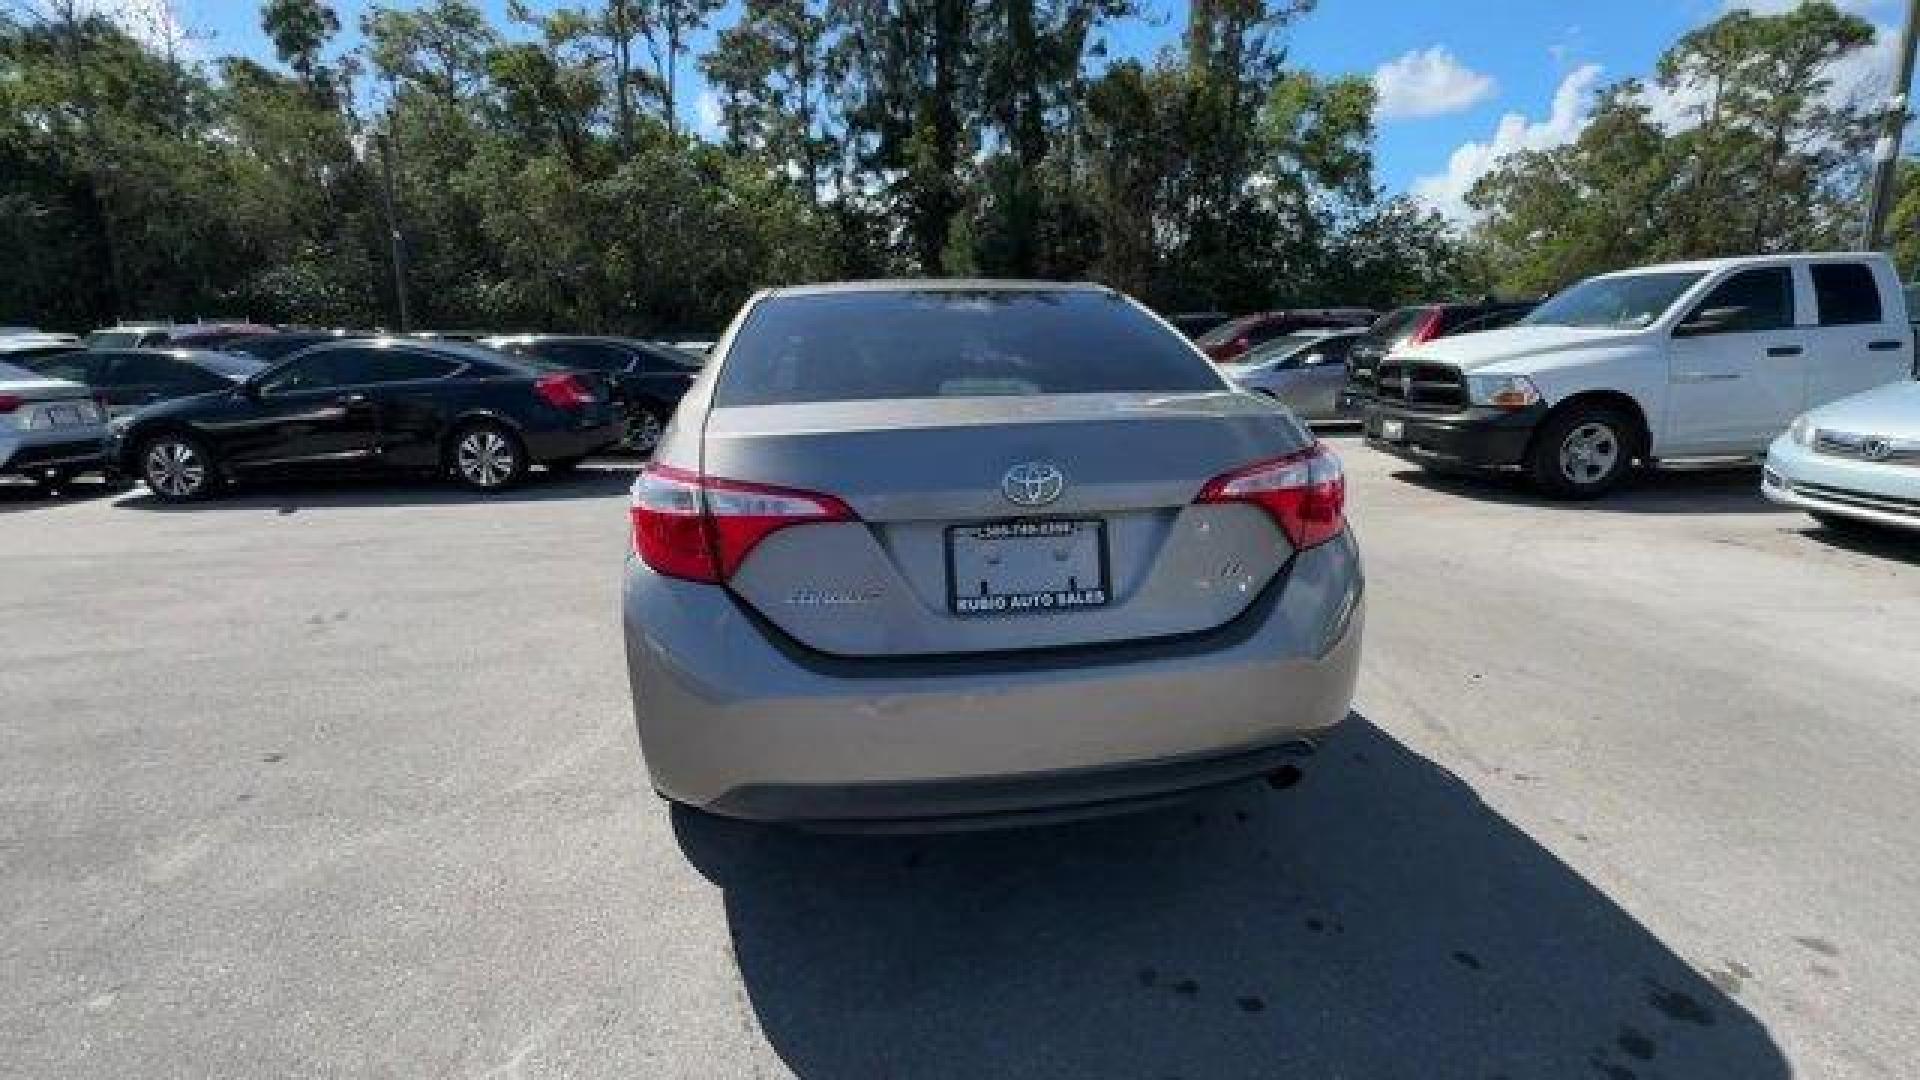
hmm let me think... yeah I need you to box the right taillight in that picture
[630,463,855,583]
[1407,307,1445,345]
[1196,443,1346,550]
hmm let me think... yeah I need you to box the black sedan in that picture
[109,339,618,501]
[482,335,699,454]
[20,348,264,421]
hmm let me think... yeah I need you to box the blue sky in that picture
[166,0,1906,217]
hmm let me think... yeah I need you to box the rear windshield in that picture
[1192,315,1260,349]
[1237,333,1321,365]
[714,290,1224,407]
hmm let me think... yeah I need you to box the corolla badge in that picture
[1001,462,1066,507]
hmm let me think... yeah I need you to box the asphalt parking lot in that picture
[3,437,1917,1079]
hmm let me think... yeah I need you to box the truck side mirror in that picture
[1674,305,1749,338]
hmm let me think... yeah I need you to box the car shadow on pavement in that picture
[107,462,639,513]
[1390,462,1784,516]
[672,718,1786,1080]
[1797,519,1920,563]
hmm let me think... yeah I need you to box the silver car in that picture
[622,281,1364,828]
[0,360,107,487]
[1218,327,1365,423]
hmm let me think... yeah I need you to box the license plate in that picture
[1380,418,1405,441]
[42,404,90,428]
[948,519,1109,617]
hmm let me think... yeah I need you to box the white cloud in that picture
[1411,63,1604,221]
[1373,48,1498,120]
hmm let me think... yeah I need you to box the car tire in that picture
[139,433,220,502]
[1527,406,1636,499]
[448,421,528,491]
[620,402,667,457]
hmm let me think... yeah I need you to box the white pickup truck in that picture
[1364,252,1915,497]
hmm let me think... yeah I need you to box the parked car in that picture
[623,280,1362,827]
[1195,308,1377,362]
[1764,380,1920,534]
[167,322,279,349]
[405,330,486,342]
[660,338,715,357]
[0,360,107,488]
[17,348,263,422]
[482,334,700,454]
[84,323,173,349]
[1220,328,1366,423]
[0,325,42,337]
[1364,253,1914,497]
[1340,299,1538,409]
[109,338,619,501]
[1169,311,1232,339]
[0,333,83,364]
[222,331,362,364]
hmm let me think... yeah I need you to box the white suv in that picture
[1365,253,1914,497]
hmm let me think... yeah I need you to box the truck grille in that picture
[1373,361,1468,411]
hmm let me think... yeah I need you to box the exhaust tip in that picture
[1264,739,1317,790]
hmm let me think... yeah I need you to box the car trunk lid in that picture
[703,392,1309,657]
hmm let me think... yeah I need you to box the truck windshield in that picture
[1524,272,1704,329]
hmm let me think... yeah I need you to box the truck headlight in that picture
[1465,373,1543,411]
[1788,414,1816,447]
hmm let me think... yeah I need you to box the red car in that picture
[1196,308,1377,362]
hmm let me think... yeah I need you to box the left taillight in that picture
[534,372,595,409]
[630,463,855,583]
[1195,443,1346,551]
[0,395,22,414]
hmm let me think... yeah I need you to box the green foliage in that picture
[8,0,1890,333]
[1468,1,1878,294]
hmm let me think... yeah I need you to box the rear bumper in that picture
[0,431,106,475]
[1363,403,1545,471]
[1763,436,1920,532]
[623,532,1364,823]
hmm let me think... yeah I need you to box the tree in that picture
[703,0,843,197]
[1468,1,1878,293]
[261,0,340,96]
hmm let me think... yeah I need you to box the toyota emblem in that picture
[1001,462,1065,507]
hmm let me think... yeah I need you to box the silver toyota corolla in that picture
[623,281,1364,828]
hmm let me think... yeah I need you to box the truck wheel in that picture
[1527,406,1634,499]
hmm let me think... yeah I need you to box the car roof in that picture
[1593,252,1891,278]
[300,336,522,367]
[765,279,1111,299]
[89,346,253,362]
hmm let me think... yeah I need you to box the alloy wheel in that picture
[145,440,207,498]
[456,429,518,487]
[622,408,663,455]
